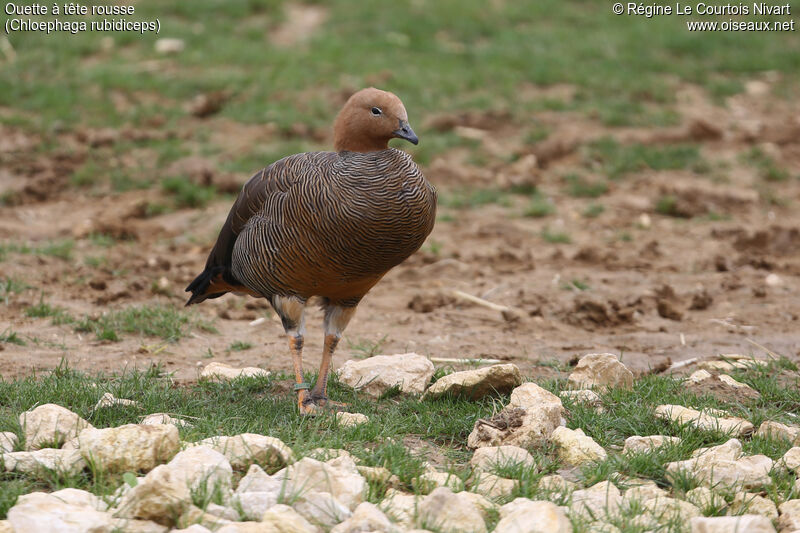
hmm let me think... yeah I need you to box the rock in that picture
[94,392,139,409]
[424,364,522,400]
[623,435,680,454]
[621,480,668,508]
[273,455,365,510]
[193,433,293,470]
[381,489,419,528]
[778,499,800,531]
[538,474,576,494]
[0,521,12,533]
[730,492,778,519]
[232,491,279,521]
[200,362,269,381]
[586,522,621,533]
[685,487,726,511]
[666,439,773,490]
[470,445,536,471]
[331,501,400,533]
[416,487,487,533]
[205,503,239,521]
[2,448,86,476]
[567,353,633,390]
[8,492,113,533]
[718,375,760,397]
[261,504,318,532]
[336,412,369,427]
[470,472,518,500]
[690,515,776,533]
[79,424,179,473]
[154,38,185,54]
[176,526,211,533]
[292,491,351,528]
[177,505,231,530]
[357,465,396,485]
[216,523,283,533]
[235,463,281,494]
[414,470,465,493]
[688,369,712,383]
[338,353,434,397]
[164,445,232,493]
[0,431,18,453]
[467,383,563,449]
[51,487,108,511]
[642,496,701,523]
[140,413,192,427]
[655,404,754,436]
[551,426,607,466]
[19,403,93,450]
[494,498,571,533]
[559,389,602,408]
[113,464,192,526]
[779,446,800,472]
[756,420,800,444]
[570,481,622,520]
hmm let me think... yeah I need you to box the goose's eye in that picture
[371,107,382,116]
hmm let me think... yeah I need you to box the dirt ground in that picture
[1,81,799,382]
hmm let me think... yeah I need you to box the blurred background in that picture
[1,0,799,379]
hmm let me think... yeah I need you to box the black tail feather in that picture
[184,266,226,306]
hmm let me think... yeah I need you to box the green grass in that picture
[0,329,25,346]
[228,341,254,352]
[564,173,608,198]
[0,241,75,262]
[582,203,605,218]
[587,139,703,180]
[162,178,218,209]
[75,304,216,342]
[25,296,74,326]
[0,278,31,305]
[523,194,555,218]
[655,195,682,217]
[541,228,571,244]
[741,147,791,183]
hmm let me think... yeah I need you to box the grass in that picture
[0,240,75,262]
[25,296,74,326]
[228,341,254,352]
[583,203,605,218]
[523,194,555,218]
[587,139,703,180]
[74,304,216,343]
[541,227,572,244]
[564,173,608,198]
[0,278,31,305]
[0,329,25,346]
[742,147,791,183]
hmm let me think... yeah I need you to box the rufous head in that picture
[333,87,418,152]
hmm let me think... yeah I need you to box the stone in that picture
[621,481,668,508]
[756,421,800,444]
[414,470,465,493]
[114,518,168,533]
[780,446,800,472]
[666,439,773,490]
[235,463,281,494]
[177,505,231,530]
[0,521,12,533]
[140,413,192,427]
[730,492,778,519]
[336,412,369,428]
[193,433,293,470]
[559,389,602,408]
[685,487,726,511]
[570,481,622,520]
[470,472,518,500]
[79,424,179,473]
[2,448,86,476]
[416,487,487,533]
[642,496,701,523]
[538,474,575,494]
[688,370,712,383]
[176,526,211,533]
[292,491,351,528]
[51,487,108,511]
[307,447,355,462]
[19,403,93,450]
[567,353,633,390]
[154,38,184,54]
[586,522,622,533]
[261,504,317,532]
[470,445,536,471]
[164,445,232,493]
[273,455,366,510]
[424,364,522,400]
[205,503,239,521]
[718,375,760,397]
[381,489,419,528]
[551,426,607,466]
[494,498,571,533]
[94,392,139,409]
[623,435,681,454]
[357,465,396,485]
[8,492,113,533]
[200,362,269,381]
[113,464,192,526]
[337,353,435,397]
[655,404,754,436]
[467,383,563,449]
[331,502,400,533]
[233,490,280,521]
[216,523,284,533]
[0,431,18,453]
[690,515,776,533]
[778,499,800,531]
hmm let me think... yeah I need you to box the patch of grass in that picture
[347,335,388,359]
[742,147,790,182]
[560,279,590,291]
[0,277,31,305]
[523,194,555,218]
[162,178,217,209]
[0,240,74,262]
[0,329,25,346]
[541,228,571,244]
[75,305,216,342]
[582,203,605,218]
[25,296,74,326]
[439,188,511,209]
[588,138,702,179]
[564,173,608,198]
[228,341,254,352]
[654,195,682,217]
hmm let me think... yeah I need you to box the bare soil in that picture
[1,82,799,383]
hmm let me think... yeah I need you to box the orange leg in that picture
[289,335,314,414]
[310,334,341,406]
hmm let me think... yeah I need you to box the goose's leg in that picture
[310,304,356,408]
[273,296,313,414]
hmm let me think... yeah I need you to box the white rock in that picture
[8,492,113,533]
[687,369,712,383]
[666,439,773,490]
[3,448,86,476]
[261,504,318,532]
[154,38,185,54]
[756,420,800,444]
[691,515,776,533]
[274,455,365,510]
[331,501,400,533]
[468,383,563,449]
[778,499,800,531]
[414,470,465,493]
[623,435,680,454]
[780,446,800,472]
[200,362,269,381]
[381,488,419,527]
[113,464,192,526]
[470,445,536,471]
[730,492,778,519]
[765,273,782,286]
[19,403,93,450]
[0,521,12,533]
[0,431,18,453]
[567,353,633,390]
[306,447,354,462]
[655,404,754,436]
[685,487,726,511]
[114,520,169,533]
[164,445,232,493]
[551,426,607,466]
[51,487,108,511]
[336,412,369,427]
[216,523,282,533]
[292,491,351,528]
[205,503,239,521]
[233,491,279,521]
[177,505,231,530]
[338,353,434,397]
[424,364,522,400]
[194,433,293,470]
[643,496,701,523]
[357,465,396,485]
[416,487,487,533]
[537,474,575,494]
[140,413,192,427]
[570,481,622,520]
[586,522,622,533]
[718,374,759,397]
[177,526,212,533]
[621,481,667,508]
[470,472,518,500]
[94,392,139,409]
[494,498,571,533]
[235,463,281,494]
[559,389,602,408]
[79,423,179,473]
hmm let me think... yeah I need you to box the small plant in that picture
[228,341,254,352]
[582,203,605,218]
[0,277,31,304]
[162,177,217,208]
[541,228,571,244]
[564,173,608,198]
[25,296,74,325]
[523,195,555,218]
[0,328,25,346]
[347,335,388,358]
[655,195,682,217]
[560,279,590,291]
[75,305,215,342]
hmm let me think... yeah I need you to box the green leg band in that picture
[293,382,311,391]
